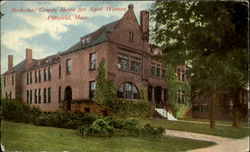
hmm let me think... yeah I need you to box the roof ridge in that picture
[62,19,120,55]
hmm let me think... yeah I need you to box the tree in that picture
[95,60,116,108]
[150,1,248,128]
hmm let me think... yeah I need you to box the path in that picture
[165,129,249,152]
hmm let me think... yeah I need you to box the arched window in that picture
[117,82,140,99]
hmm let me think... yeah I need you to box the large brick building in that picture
[2,4,181,114]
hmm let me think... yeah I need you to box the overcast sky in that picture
[1,1,154,73]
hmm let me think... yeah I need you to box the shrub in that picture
[34,111,97,129]
[122,118,139,130]
[77,117,165,138]
[78,118,114,137]
[2,99,41,123]
[108,99,151,118]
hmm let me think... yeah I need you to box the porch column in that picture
[161,89,165,103]
[151,87,156,115]
[152,87,155,102]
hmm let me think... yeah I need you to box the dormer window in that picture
[129,31,134,42]
[81,37,91,46]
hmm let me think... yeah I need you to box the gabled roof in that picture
[61,20,120,55]
[2,59,26,75]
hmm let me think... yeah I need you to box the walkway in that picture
[165,129,249,152]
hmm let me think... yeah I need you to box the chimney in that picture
[26,48,33,69]
[8,55,13,70]
[140,10,149,42]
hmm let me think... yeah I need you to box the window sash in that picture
[48,88,51,103]
[131,61,140,73]
[66,59,72,73]
[118,58,129,71]
[90,53,96,70]
[118,83,139,99]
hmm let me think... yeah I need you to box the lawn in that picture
[1,121,215,152]
[140,119,249,139]
[180,118,249,127]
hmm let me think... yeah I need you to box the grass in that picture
[140,118,249,139]
[1,121,215,152]
[180,118,249,127]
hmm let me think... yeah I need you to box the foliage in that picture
[77,117,164,138]
[150,1,248,128]
[78,118,114,137]
[34,112,97,129]
[95,60,116,106]
[2,99,97,129]
[2,99,41,123]
[107,99,151,118]
[165,65,191,118]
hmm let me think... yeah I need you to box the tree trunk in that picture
[210,88,216,128]
[232,89,240,128]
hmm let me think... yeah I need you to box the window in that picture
[35,89,37,103]
[118,58,129,71]
[43,88,47,103]
[44,68,47,81]
[181,70,185,81]
[178,90,185,104]
[117,53,142,73]
[151,66,156,76]
[131,61,141,73]
[81,37,91,46]
[89,53,96,70]
[30,72,32,84]
[38,70,41,82]
[48,88,51,103]
[151,63,165,78]
[66,59,72,74]
[30,90,32,104]
[11,74,15,85]
[156,67,161,77]
[26,73,29,85]
[177,68,186,82]
[4,76,6,87]
[48,67,51,80]
[35,71,38,83]
[58,86,61,102]
[162,69,166,78]
[26,90,29,104]
[129,31,134,42]
[117,82,140,99]
[59,64,61,78]
[89,81,96,98]
[118,53,129,71]
[38,89,41,103]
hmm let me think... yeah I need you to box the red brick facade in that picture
[2,5,168,113]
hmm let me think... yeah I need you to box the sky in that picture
[1,1,154,73]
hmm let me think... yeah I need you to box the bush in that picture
[77,117,165,138]
[34,111,97,129]
[2,99,41,123]
[122,118,139,130]
[107,99,151,118]
[78,118,114,137]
